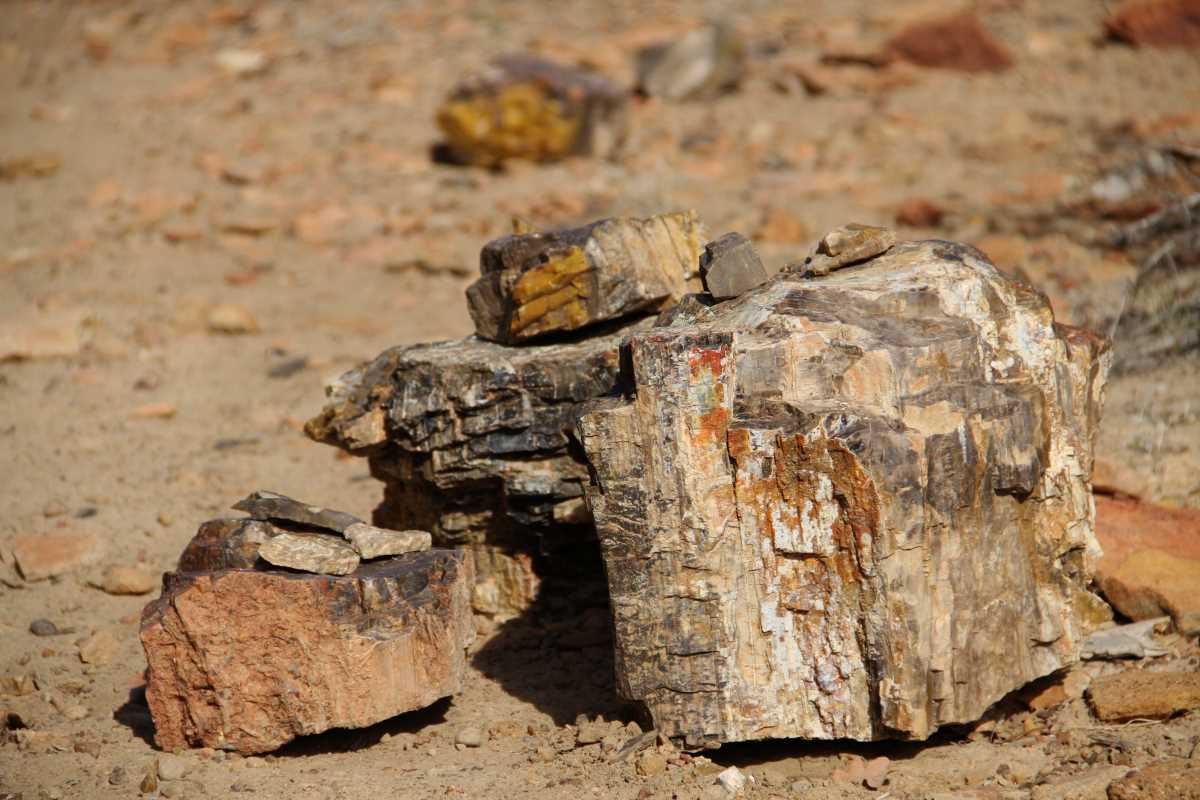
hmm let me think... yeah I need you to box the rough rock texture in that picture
[1086,670,1200,721]
[1105,0,1200,50]
[257,531,360,575]
[345,524,431,559]
[11,533,105,581]
[636,23,746,101]
[232,490,362,533]
[578,239,1110,746]
[435,55,628,167]
[141,549,474,754]
[883,13,1015,72]
[306,318,649,616]
[699,233,768,300]
[176,518,283,572]
[466,212,705,344]
[790,223,897,278]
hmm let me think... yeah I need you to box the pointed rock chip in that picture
[699,233,768,300]
[344,524,431,560]
[258,532,359,575]
[789,223,897,277]
[232,490,362,534]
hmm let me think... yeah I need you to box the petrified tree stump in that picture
[577,239,1111,747]
[141,546,473,754]
[306,319,649,616]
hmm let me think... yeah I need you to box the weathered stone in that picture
[93,565,156,596]
[306,318,648,616]
[78,628,120,665]
[636,23,746,101]
[140,549,473,754]
[884,13,1015,72]
[257,531,359,575]
[1105,0,1200,50]
[699,233,768,300]
[0,675,35,697]
[343,523,430,559]
[466,212,705,344]
[11,533,105,581]
[578,239,1110,745]
[1086,670,1200,721]
[176,518,284,572]
[232,490,362,533]
[1081,618,1169,660]
[436,55,628,167]
[1107,759,1200,800]
[655,293,718,328]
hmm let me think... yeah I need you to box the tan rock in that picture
[94,565,157,595]
[257,531,360,575]
[578,239,1110,746]
[1086,671,1200,722]
[1107,759,1200,800]
[12,533,105,581]
[206,304,259,334]
[0,675,36,697]
[1021,669,1092,710]
[140,550,474,753]
[79,628,121,665]
[343,524,430,559]
[466,211,704,344]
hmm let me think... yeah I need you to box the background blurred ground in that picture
[1,1,1198,799]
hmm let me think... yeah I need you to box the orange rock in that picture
[1108,759,1200,800]
[1105,0,1200,49]
[894,197,945,227]
[1086,671,1200,722]
[11,533,105,581]
[884,13,1015,72]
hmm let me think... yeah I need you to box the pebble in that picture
[206,304,260,335]
[78,628,120,665]
[455,726,483,748]
[636,749,668,777]
[42,501,66,518]
[95,565,156,595]
[140,771,159,794]
[158,511,174,527]
[60,703,89,721]
[29,619,61,636]
[108,766,127,786]
[717,766,748,796]
[158,753,190,781]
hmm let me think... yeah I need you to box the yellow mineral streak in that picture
[509,248,594,335]
[436,83,583,167]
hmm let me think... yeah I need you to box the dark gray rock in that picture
[699,233,768,300]
[232,490,362,534]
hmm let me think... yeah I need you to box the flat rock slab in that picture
[436,55,628,167]
[344,524,430,559]
[232,490,362,533]
[1086,670,1200,722]
[141,549,474,754]
[466,211,705,344]
[258,531,360,575]
[579,238,1110,746]
[12,533,105,581]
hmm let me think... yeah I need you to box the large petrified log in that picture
[577,239,1111,747]
[306,319,649,616]
[142,524,473,754]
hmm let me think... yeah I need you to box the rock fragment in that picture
[699,233,768,300]
[716,766,748,795]
[1108,759,1200,800]
[1081,618,1169,660]
[454,727,483,748]
[436,55,628,167]
[78,629,120,665]
[29,619,61,637]
[788,223,896,277]
[636,24,746,101]
[257,531,360,575]
[578,238,1110,746]
[1086,670,1200,721]
[343,524,430,559]
[176,517,283,571]
[466,211,704,344]
[141,549,474,754]
[206,304,259,334]
[884,12,1015,72]
[232,490,362,533]
[93,565,156,595]
[12,533,105,581]
[1105,0,1200,49]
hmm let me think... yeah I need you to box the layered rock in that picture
[577,239,1111,746]
[306,319,650,615]
[141,545,473,754]
[467,212,705,344]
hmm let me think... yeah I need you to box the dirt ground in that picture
[2,1,1199,798]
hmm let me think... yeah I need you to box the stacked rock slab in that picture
[577,239,1111,747]
[141,520,472,754]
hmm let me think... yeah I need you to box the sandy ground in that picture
[2,1,1199,798]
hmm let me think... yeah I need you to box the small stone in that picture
[12,532,105,581]
[1022,669,1092,710]
[636,23,746,101]
[29,619,61,636]
[716,766,748,795]
[232,490,362,534]
[884,12,1015,72]
[42,501,67,518]
[160,783,182,799]
[575,716,608,746]
[109,766,128,786]
[95,565,157,595]
[699,233,768,300]
[206,304,259,334]
[0,675,35,697]
[819,223,896,263]
[72,737,101,757]
[216,48,269,77]
[1087,671,1200,722]
[862,756,890,790]
[1081,617,1169,660]
[79,628,121,665]
[533,745,555,763]
[131,402,178,420]
[343,524,430,560]
[140,770,159,794]
[636,749,668,777]
[454,727,483,748]
[158,754,190,781]
[258,532,360,575]
[158,511,174,527]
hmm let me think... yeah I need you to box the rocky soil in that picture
[2,1,1198,799]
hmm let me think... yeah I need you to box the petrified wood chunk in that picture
[306,319,649,616]
[700,232,768,300]
[435,55,628,167]
[233,489,362,533]
[466,212,705,344]
[141,549,473,754]
[258,531,360,575]
[577,239,1111,747]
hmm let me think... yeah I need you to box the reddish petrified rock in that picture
[1094,496,1200,634]
[1086,670,1200,722]
[1108,759,1200,800]
[141,549,473,754]
[1105,0,1200,49]
[11,533,105,581]
[884,13,1015,73]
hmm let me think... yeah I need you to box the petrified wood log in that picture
[141,547,473,754]
[306,319,649,616]
[577,239,1111,747]
[467,212,705,344]
[435,55,628,167]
